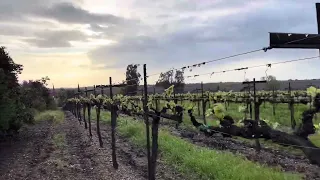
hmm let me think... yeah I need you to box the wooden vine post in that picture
[93,84,103,148]
[288,82,296,129]
[109,77,119,169]
[144,65,161,180]
[272,87,276,116]
[253,78,261,152]
[83,87,88,129]
[77,84,82,124]
[173,86,177,104]
[201,82,207,124]
[84,87,94,138]
[74,91,78,118]
[195,88,201,116]
[150,112,160,180]
[243,78,266,152]
[71,90,77,117]
[142,64,152,180]
[96,102,103,148]
[248,86,253,119]
[87,102,92,138]
[243,85,253,119]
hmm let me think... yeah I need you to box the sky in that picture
[1,0,320,88]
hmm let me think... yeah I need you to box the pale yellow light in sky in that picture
[13,52,123,88]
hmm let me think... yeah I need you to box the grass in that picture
[95,109,301,180]
[52,133,66,149]
[34,110,65,125]
[309,134,320,147]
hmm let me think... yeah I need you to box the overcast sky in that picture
[1,0,320,88]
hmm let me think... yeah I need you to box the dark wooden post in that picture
[196,89,200,116]
[83,87,88,129]
[272,87,276,116]
[201,82,206,124]
[173,86,177,104]
[109,77,119,169]
[96,105,103,148]
[93,84,103,147]
[142,64,151,179]
[253,78,261,151]
[243,79,267,152]
[88,103,92,138]
[248,86,253,119]
[84,87,93,138]
[288,82,296,129]
[150,113,160,180]
[77,84,82,124]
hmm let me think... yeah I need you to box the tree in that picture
[0,47,57,135]
[56,88,74,107]
[0,46,23,88]
[261,75,280,90]
[174,70,185,93]
[155,69,185,93]
[155,70,174,89]
[123,64,141,95]
[20,77,56,111]
[0,47,25,133]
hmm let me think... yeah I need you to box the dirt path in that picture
[0,112,146,180]
[89,117,184,180]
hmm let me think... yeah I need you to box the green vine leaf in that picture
[213,103,225,120]
[164,85,174,97]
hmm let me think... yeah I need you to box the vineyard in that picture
[2,45,320,179]
[64,75,320,179]
[1,51,320,179]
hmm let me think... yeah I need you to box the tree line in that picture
[55,64,282,101]
[120,64,186,95]
[0,47,56,136]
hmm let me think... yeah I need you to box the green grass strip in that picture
[96,110,301,180]
[35,110,65,125]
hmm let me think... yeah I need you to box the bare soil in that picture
[0,111,181,180]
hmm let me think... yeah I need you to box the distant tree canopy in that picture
[122,64,141,95]
[261,75,280,90]
[0,46,56,135]
[56,88,74,107]
[20,77,56,111]
[155,69,185,93]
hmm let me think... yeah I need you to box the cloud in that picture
[0,24,35,37]
[34,2,130,25]
[23,30,89,48]
[87,0,320,74]
[0,0,82,22]
[2,0,320,87]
